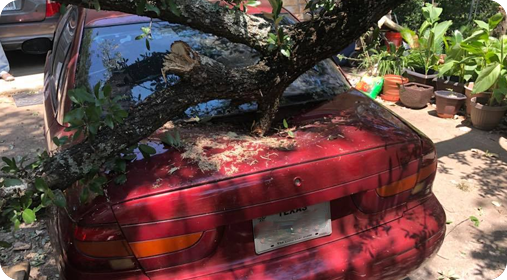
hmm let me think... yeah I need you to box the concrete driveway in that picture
[0,51,45,95]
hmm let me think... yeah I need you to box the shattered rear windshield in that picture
[75,21,349,118]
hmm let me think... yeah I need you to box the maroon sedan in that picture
[43,4,445,280]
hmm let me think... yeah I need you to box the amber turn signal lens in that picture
[129,232,203,258]
[376,173,418,197]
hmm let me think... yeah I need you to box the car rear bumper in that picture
[0,16,58,51]
[57,194,445,280]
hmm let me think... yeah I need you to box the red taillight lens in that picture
[46,0,61,17]
[74,224,124,242]
[71,223,138,272]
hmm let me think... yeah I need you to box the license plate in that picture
[3,0,21,11]
[253,202,332,254]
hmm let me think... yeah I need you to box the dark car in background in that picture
[0,0,60,54]
[44,3,446,280]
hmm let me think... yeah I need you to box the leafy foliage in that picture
[394,0,500,32]
[402,3,452,75]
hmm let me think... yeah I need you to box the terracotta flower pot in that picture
[405,68,438,87]
[470,97,507,130]
[464,83,491,117]
[434,90,466,118]
[381,75,408,102]
[434,76,465,94]
[385,31,403,49]
[399,82,434,109]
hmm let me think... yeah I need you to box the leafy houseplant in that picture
[401,3,452,85]
[376,42,409,102]
[438,13,504,96]
[469,33,507,130]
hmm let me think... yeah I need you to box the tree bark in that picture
[2,0,408,196]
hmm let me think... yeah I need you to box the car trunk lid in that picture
[107,90,421,204]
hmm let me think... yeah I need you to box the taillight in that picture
[46,0,61,18]
[410,136,437,198]
[353,137,437,213]
[71,223,139,272]
[129,232,203,258]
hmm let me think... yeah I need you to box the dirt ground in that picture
[0,70,507,279]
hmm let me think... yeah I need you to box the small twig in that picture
[446,217,470,237]
[437,253,450,260]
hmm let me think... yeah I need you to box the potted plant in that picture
[469,34,507,130]
[399,82,434,109]
[376,42,409,102]
[401,3,452,86]
[434,90,467,118]
[438,13,504,98]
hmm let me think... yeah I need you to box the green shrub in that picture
[394,0,500,32]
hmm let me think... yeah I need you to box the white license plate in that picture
[3,0,21,11]
[253,202,332,254]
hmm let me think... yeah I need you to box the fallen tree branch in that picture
[1,0,409,195]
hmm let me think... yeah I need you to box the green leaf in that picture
[474,20,490,31]
[103,84,112,98]
[136,0,146,14]
[473,63,501,94]
[470,216,480,227]
[146,38,151,51]
[79,187,89,204]
[438,60,457,76]
[94,82,101,97]
[114,174,127,185]
[141,26,151,34]
[274,15,284,28]
[115,159,127,173]
[145,3,160,15]
[167,0,181,16]
[4,178,23,187]
[34,178,48,192]
[88,122,99,135]
[246,0,260,7]
[14,219,20,231]
[492,89,505,104]
[70,88,96,103]
[489,13,504,30]
[283,119,289,129]
[135,34,146,40]
[464,30,488,43]
[22,209,36,224]
[104,115,114,129]
[63,108,85,124]
[53,190,67,208]
[139,144,156,159]
[400,28,416,48]
[41,194,52,207]
[89,182,104,196]
[418,20,432,36]
[280,48,290,58]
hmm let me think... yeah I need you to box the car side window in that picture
[50,6,78,118]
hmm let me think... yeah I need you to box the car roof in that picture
[84,1,277,28]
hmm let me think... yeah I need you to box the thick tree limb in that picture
[58,0,273,54]
[2,0,409,195]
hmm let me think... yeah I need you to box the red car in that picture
[43,3,445,280]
